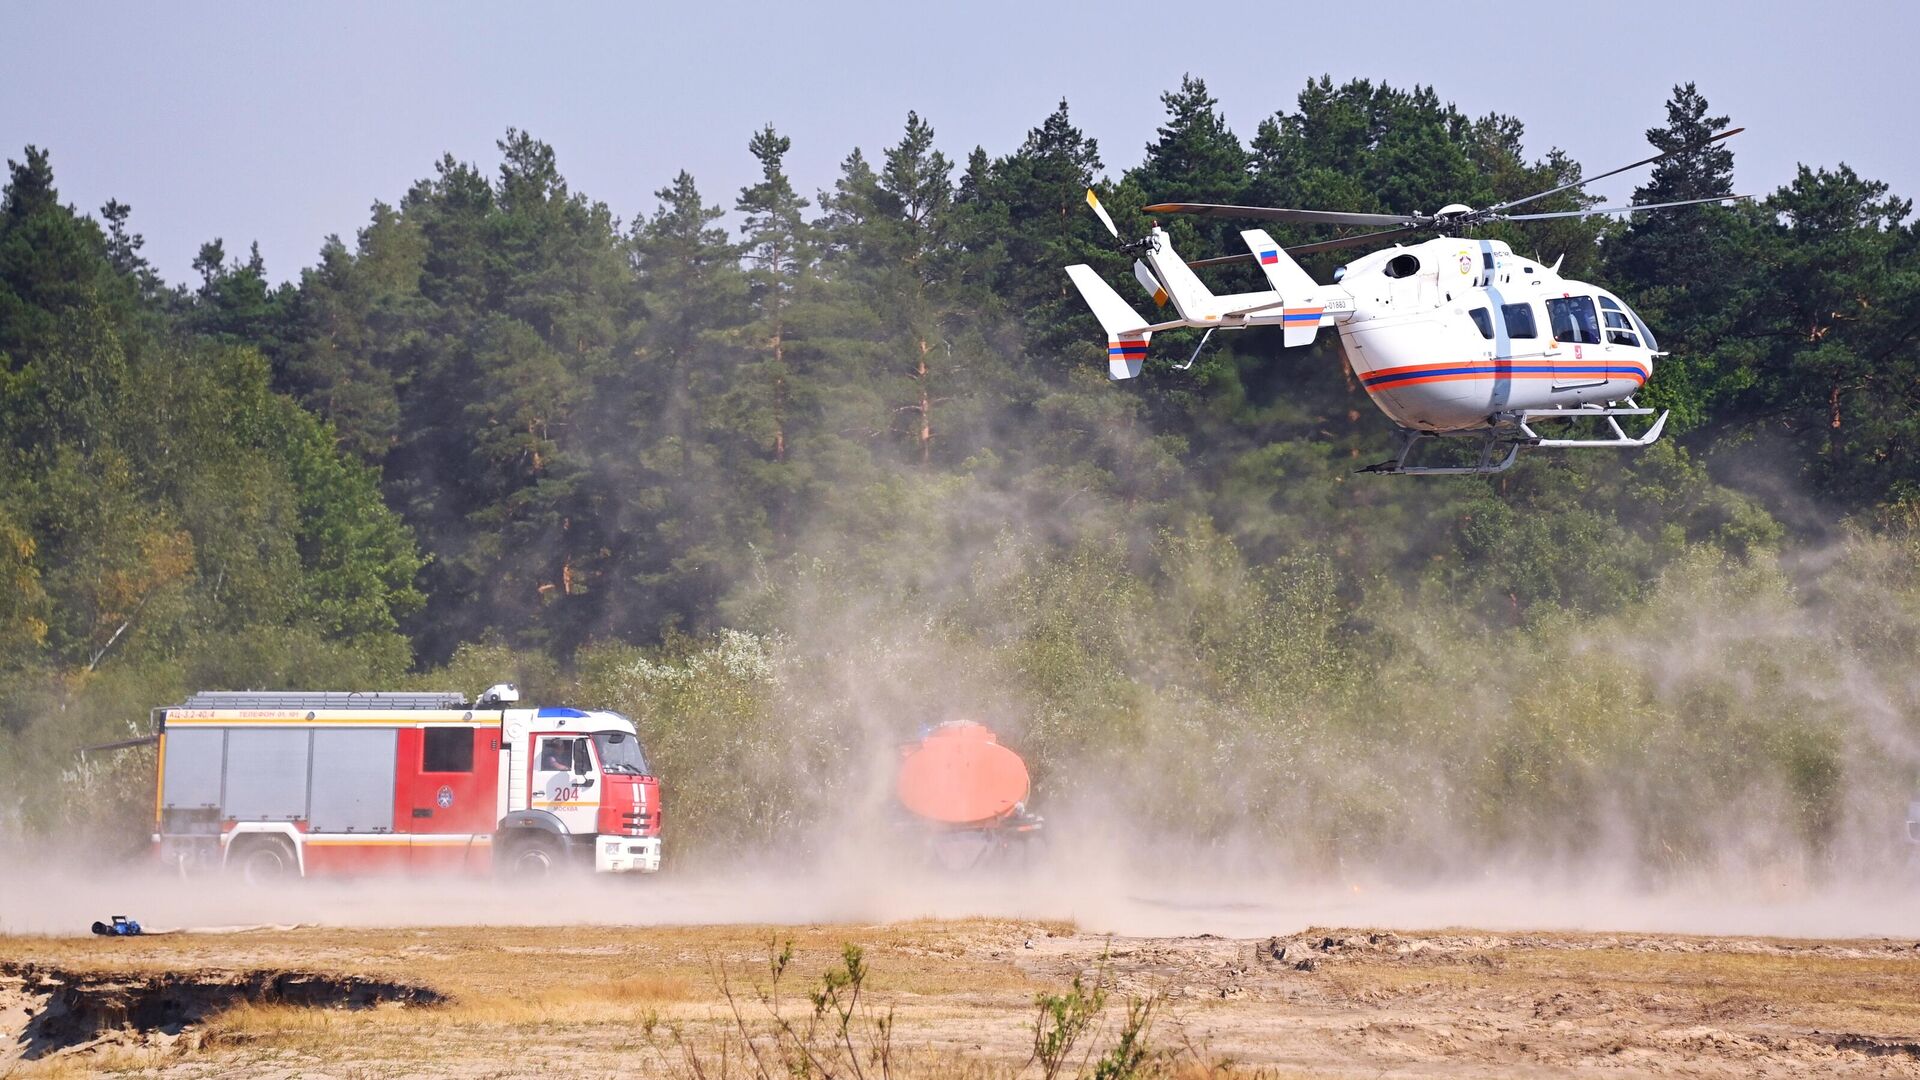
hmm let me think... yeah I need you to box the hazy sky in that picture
[4,1,1913,285]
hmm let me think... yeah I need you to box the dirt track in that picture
[6,919,1920,1077]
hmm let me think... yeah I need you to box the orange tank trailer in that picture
[894,721,1043,869]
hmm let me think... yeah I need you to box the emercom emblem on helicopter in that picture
[1066,128,1750,475]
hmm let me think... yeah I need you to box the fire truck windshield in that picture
[592,731,649,775]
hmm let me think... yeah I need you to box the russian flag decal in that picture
[1258,249,1279,265]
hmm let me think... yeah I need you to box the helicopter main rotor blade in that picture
[1183,224,1425,268]
[1286,225,1424,255]
[1144,202,1419,227]
[1488,126,1745,214]
[1185,252,1252,269]
[1085,188,1121,239]
[1500,194,1752,221]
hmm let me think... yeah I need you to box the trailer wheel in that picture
[503,832,565,878]
[229,836,299,884]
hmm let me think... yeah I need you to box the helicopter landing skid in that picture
[1360,401,1670,476]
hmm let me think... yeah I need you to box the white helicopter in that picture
[1066,128,1749,474]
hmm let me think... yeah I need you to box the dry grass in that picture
[8,922,1920,1078]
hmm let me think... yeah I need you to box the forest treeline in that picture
[4,78,1919,869]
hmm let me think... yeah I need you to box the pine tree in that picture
[736,125,813,467]
[875,113,955,464]
[623,171,757,635]
[1739,166,1919,501]
[966,99,1108,359]
[1603,83,1746,429]
[1130,75,1249,264]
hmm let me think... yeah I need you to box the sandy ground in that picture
[7,914,1920,1078]
[6,852,1920,1077]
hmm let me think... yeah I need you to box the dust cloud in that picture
[14,493,1920,944]
[5,847,1920,941]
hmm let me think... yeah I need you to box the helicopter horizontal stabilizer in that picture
[1066,264,1155,379]
[1240,229,1327,347]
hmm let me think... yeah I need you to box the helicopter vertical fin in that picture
[1065,264,1153,379]
[1140,228,1218,321]
[1241,229,1325,347]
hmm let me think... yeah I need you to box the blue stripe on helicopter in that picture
[1109,344,1149,357]
[1363,364,1647,388]
[1280,312,1321,324]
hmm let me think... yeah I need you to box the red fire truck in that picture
[150,684,662,881]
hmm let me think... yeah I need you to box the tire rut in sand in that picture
[0,959,441,1062]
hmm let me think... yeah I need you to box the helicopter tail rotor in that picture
[1085,188,1120,239]
[1086,188,1172,309]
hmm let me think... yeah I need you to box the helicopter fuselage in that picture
[1072,127,1745,472]
[1329,236,1657,433]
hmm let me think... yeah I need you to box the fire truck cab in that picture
[152,684,662,880]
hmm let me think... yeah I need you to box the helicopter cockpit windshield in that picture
[1545,294,1658,352]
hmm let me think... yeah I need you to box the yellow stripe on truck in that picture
[164,709,494,726]
[302,835,492,846]
[152,731,167,832]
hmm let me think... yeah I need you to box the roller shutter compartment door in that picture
[223,729,312,821]
[309,728,399,833]
[161,728,226,810]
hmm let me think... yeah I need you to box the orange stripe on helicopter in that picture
[1373,368,1650,390]
[1365,357,1651,380]
[1362,358,1650,390]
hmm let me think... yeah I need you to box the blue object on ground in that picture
[90,915,142,936]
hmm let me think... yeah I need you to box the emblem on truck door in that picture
[436,785,454,809]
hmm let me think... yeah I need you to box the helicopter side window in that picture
[1597,296,1640,347]
[1500,303,1538,339]
[1468,308,1493,339]
[1545,296,1602,345]
[1600,295,1660,351]
[1597,294,1643,343]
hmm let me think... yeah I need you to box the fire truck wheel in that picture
[229,836,299,884]
[503,832,565,878]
